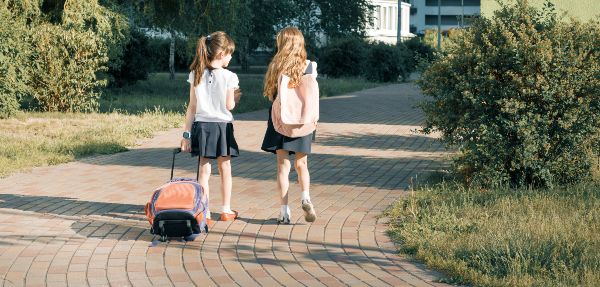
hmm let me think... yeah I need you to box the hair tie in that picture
[206,35,212,41]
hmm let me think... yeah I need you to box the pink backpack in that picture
[271,61,319,138]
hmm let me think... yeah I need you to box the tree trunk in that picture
[241,41,250,72]
[169,31,175,80]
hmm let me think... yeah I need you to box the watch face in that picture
[183,132,191,139]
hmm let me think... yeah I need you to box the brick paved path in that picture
[0,83,450,287]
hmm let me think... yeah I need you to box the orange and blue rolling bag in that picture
[144,148,208,242]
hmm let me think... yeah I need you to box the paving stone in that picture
[0,83,451,286]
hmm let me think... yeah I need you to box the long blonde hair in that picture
[263,27,307,101]
[189,31,235,87]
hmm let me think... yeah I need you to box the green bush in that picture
[61,0,130,74]
[403,37,435,71]
[29,24,108,112]
[419,1,600,187]
[319,38,418,82]
[0,2,32,118]
[1,0,131,113]
[319,38,366,77]
[108,29,153,87]
[363,42,406,82]
[146,36,193,72]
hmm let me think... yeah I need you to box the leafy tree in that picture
[419,0,600,187]
[0,1,33,118]
[314,0,374,40]
[1,0,125,114]
[198,0,253,71]
[247,0,295,51]
[136,0,209,79]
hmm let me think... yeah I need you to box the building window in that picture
[425,15,461,25]
[389,6,394,30]
[382,6,387,29]
[425,0,480,6]
[374,6,381,29]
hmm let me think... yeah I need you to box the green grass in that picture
[385,181,600,286]
[2,72,385,178]
[101,72,384,114]
[0,110,181,178]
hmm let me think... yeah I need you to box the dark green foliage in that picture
[145,36,193,72]
[247,0,295,51]
[319,38,366,78]
[403,37,435,71]
[247,0,375,58]
[108,29,153,87]
[317,29,435,82]
[419,0,600,187]
[319,39,417,82]
[314,0,375,40]
[363,42,407,82]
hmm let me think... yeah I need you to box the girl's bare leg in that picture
[217,156,232,212]
[294,152,310,194]
[276,150,292,224]
[295,152,315,222]
[276,150,291,205]
[199,157,212,218]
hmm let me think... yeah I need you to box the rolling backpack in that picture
[144,148,208,242]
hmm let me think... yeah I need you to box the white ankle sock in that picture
[280,205,290,216]
[205,208,211,219]
[301,190,311,202]
[222,205,232,214]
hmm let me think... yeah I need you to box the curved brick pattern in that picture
[0,83,451,286]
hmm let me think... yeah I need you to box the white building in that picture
[407,0,481,34]
[367,0,415,44]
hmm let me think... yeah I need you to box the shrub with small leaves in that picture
[0,3,31,118]
[363,42,407,82]
[419,0,600,187]
[319,38,367,78]
[29,23,108,112]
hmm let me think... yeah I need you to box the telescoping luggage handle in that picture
[171,148,201,181]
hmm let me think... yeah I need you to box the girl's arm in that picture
[226,88,236,110]
[181,84,196,152]
[184,84,196,131]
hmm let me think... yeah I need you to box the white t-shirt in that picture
[187,68,239,122]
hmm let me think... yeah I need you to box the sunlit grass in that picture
[385,182,600,286]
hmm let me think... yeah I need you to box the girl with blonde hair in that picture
[261,27,318,224]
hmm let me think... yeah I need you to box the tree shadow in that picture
[235,83,426,126]
[80,147,446,191]
[317,133,444,152]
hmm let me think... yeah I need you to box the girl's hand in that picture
[181,138,191,153]
[234,88,242,103]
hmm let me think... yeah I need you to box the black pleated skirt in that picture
[191,121,239,159]
[261,106,312,155]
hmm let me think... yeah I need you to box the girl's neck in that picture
[209,59,224,69]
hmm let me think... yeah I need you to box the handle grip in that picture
[170,147,199,181]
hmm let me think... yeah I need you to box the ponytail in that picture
[190,36,210,87]
[189,32,235,87]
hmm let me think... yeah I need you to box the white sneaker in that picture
[277,210,291,224]
[301,200,316,222]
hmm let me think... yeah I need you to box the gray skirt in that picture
[261,105,312,155]
[191,121,239,159]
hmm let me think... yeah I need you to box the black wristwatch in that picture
[183,131,191,139]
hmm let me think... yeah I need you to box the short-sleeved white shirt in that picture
[187,68,239,122]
